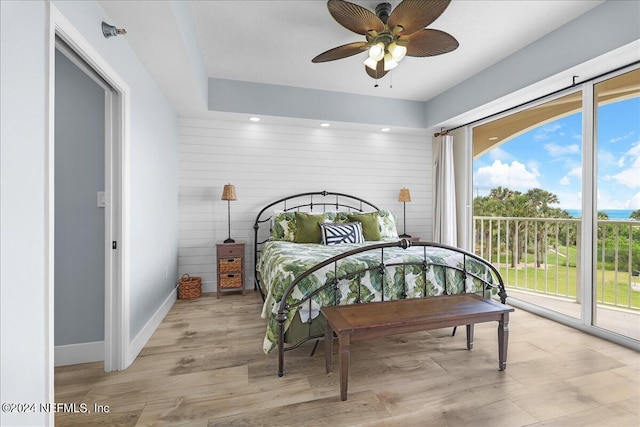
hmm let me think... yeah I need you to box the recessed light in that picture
[249,116,261,122]
[380,127,391,132]
[320,122,330,127]
[488,136,499,141]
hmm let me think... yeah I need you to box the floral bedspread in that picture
[258,240,494,354]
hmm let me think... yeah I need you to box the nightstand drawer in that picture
[219,257,242,273]
[217,243,243,257]
[219,273,243,289]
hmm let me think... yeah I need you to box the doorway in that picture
[54,40,109,367]
[52,33,124,372]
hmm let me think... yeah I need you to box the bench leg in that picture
[498,312,510,370]
[339,333,350,401]
[466,324,474,350]
[325,319,333,374]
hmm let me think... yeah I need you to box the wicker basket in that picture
[178,274,202,300]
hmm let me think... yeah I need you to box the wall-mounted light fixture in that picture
[102,21,127,38]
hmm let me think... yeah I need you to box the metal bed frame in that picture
[252,191,508,376]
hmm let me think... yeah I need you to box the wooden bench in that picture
[321,293,514,401]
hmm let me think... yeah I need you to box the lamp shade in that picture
[368,42,385,61]
[221,184,237,201]
[398,188,411,202]
[364,56,378,70]
[388,42,407,62]
[383,52,398,71]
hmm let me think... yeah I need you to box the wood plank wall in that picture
[178,117,432,292]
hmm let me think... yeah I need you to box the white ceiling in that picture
[100,0,604,117]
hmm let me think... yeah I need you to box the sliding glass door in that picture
[472,90,584,320]
[471,65,639,345]
[594,68,640,340]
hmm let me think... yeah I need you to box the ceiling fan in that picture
[312,0,459,79]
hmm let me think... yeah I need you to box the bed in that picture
[253,191,508,376]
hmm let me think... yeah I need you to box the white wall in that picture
[178,117,432,292]
[1,2,49,426]
[0,1,179,425]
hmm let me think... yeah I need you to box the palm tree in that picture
[525,188,561,267]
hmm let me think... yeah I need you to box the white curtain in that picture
[434,134,457,246]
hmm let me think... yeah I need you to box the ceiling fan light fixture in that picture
[388,42,407,62]
[383,52,398,71]
[314,0,458,80]
[368,42,385,61]
[364,56,379,70]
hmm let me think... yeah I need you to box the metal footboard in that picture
[275,240,508,377]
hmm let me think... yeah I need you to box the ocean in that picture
[565,209,635,219]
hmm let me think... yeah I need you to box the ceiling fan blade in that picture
[312,41,368,63]
[328,0,385,35]
[365,60,388,80]
[403,29,459,57]
[388,0,451,36]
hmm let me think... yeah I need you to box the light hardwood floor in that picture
[55,292,640,426]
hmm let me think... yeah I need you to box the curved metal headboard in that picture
[253,191,380,300]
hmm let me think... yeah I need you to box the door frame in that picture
[46,3,131,395]
[54,39,117,368]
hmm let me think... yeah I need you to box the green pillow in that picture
[294,212,326,243]
[348,212,381,241]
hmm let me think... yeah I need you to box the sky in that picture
[473,96,640,210]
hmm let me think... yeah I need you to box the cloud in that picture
[609,131,636,143]
[628,142,640,156]
[544,142,580,157]
[625,192,640,209]
[475,160,540,190]
[527,159,541,177]
[560,165,581,186]
[611,142,640,189]
[611,157,640,188]
[598,150,617,166]
[555,190,582,209]
[616,157,626,168]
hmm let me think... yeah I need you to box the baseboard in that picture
[55,341,104,366]
[127,287,177,366]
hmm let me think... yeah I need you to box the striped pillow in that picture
[320,222,364,245]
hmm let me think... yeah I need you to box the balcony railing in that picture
[473,216,640,312]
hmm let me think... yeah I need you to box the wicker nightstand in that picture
[216,242,245,298]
